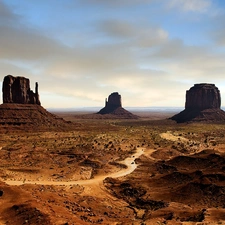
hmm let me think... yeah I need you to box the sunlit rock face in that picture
[171,83,225,123]
[2,75,41,105]
[185,83,221,110]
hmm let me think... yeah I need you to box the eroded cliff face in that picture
[105,92,122,109]
[2,75,40,105]
[185,84,221,110]
[98,92,122,114]
[171,83,225,123]
[0,75,74,130]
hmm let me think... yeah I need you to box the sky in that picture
[1,0,225,109]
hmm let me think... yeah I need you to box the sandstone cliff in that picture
[171,83,225,123]
[0,75,74,131]
[3,75,40,105]
[97,92,138,119]
[98,92,122,114]
[185,83,221,110]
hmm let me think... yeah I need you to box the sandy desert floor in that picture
[1,111,225,224]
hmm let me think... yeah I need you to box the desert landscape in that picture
[2,1,225,224]
[1,76,225,224]
[1,111,225,225]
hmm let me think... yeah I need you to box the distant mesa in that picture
[171,83,225,123]
[0,75,73,131]
[3,75,41,105]
[97,92,138,119]
[98,92,122,114]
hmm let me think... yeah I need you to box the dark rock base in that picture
[171,108,225,123]
[0,103,74,131]
[97,106,139,119]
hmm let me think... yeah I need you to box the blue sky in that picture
[1,0,225,108]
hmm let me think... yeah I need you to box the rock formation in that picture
[97,92,138,119]
[185,83,221,110]
[171,83,225,123]
[3,75,41,105]
[0,75,73,131]
[98,92,122,114]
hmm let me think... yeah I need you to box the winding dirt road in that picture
[3,148,145,186]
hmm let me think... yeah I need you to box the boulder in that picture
[2,75,40,105]
[171,83,225,123]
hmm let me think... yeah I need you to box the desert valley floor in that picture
[1,110,225,224]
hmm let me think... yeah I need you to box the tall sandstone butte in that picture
[3,75,41,105]
[171,83,225,123]
[0,75,73,130]
[185,83,221,110]
[97,92,138,118]
[101,92,122,114]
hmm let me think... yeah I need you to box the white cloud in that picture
[167,0,211,12]
[1,0,225,108]
[78,0,157,7]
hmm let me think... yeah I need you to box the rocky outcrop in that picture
[171,83,225,123]
[185,83,221,110]
[98,92,122,114]
[107,92,122,108]
[3,75,40,105]
[0,75,74,131]
[97,92,138,119]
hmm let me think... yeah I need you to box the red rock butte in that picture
[171,83,225,123]
[98,92,122,114]
[185,83,221,110]
[97,92,138,119]
[0,75,73,131]
[3,75,41,105]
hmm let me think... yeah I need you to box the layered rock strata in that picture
[171,83,225,123]
[0,75,73,131]
[185,83,221,110]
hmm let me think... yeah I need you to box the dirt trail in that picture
[160,131,189,142]
[3,148,146,186]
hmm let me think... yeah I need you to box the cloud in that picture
[213,30,225,46]
[1,0,225,108]
[166,0,211,12]
[0,2,20,25]
[98,19,168,47]
[150,37,225,79]
[78,0,157,7]
[209,12,225,46]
